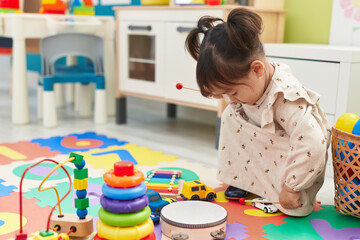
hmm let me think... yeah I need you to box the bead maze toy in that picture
[95,161,155,240]
[15,152,93,240]
[145,169,182,198]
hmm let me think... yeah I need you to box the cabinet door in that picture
[119,21,165,97]
[267,57,339,124]
[164,22,218,108]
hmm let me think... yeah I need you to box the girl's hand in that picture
[279,185,301,209]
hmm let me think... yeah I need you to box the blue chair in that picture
[38,33,107,127]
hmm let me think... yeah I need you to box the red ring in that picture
[103,169,145,188]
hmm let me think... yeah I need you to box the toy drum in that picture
[160,201,227,240]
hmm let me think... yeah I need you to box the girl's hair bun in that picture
[226,8,263,51]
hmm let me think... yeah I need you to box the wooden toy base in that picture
[49,213,93,237]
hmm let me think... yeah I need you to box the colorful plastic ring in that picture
[100,194,149,213]
[103,169,145,188]
[102,182,147,200]
[94,232,156,240]
[99,206,151,227]
[96,218,154,240]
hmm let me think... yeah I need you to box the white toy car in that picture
[251,198,278,213]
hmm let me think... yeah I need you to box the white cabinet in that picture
[119,21,165,97]
[164,22,218,108]
[116,8,224,112]
[114,6,286,128]
[265,43,360,125]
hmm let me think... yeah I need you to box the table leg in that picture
[12,38,29,125]
[104,38,116,116]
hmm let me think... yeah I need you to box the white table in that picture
[0,13,115,125]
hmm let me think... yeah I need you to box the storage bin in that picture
[331,127,360,218]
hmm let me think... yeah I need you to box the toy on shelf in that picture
[145,169,182,198]
[160,201,227,240]
[0,0,19,13]
[180,180,216,201]
[96,161,155,240]
[39,0,66,14]
[15,152,94,240]
[71,0,95,15]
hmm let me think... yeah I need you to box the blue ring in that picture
[102,182,147,200]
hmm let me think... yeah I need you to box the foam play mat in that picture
[0,132,359,240]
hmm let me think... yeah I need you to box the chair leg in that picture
[55,84,65,108]
[94,89,107,124]
[78,84,92,117]
[43,91,57,128]
[37,85,43,119]
[65,83,75,105]
[75,83,81,112]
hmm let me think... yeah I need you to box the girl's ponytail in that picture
[185,16,223,61]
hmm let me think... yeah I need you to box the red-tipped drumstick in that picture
[176,83,200,92]
[238,197,279,205]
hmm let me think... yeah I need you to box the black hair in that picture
[185,8,264,97]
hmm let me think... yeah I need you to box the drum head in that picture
[160,201,227,229]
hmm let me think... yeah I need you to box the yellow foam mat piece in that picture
[79,144,177,170]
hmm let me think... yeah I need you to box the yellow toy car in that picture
[180,180,216,201]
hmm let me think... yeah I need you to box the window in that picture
[191,187,199,192]
[150,195,161,202]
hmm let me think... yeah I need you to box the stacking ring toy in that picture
[103,169,145,188]
[99,206,151,227]
[97,218,154,240]
[140,232,156,240]
[102,182,147,200]
[100,194,149,213]
[94,232,156,240]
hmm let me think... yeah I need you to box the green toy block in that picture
[69,152,84,166]
[75,198,89,210]
[39,230,54,237]
[74,168,88,180]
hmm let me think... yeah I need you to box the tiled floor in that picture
[0,66,335,206]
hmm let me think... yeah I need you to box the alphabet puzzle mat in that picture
[0,132,359,240]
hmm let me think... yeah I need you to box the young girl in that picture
[185,8,331,216]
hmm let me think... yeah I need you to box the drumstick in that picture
[176,83,200,92]
[238,197,279,205]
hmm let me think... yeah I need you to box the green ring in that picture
[13,162,73,180]
[98,206,151,227]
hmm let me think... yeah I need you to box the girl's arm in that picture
[273,95,329,192]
